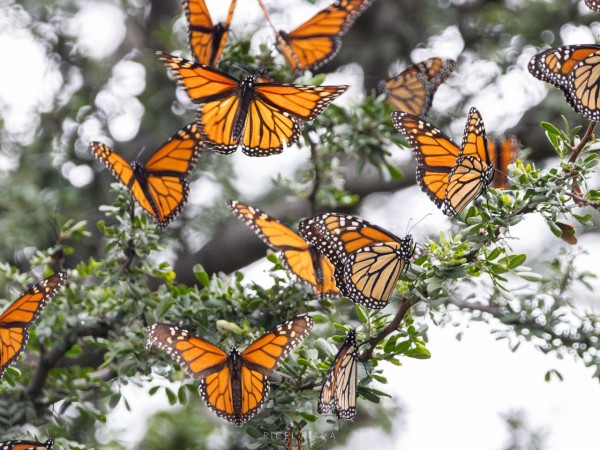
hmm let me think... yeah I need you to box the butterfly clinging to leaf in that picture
[299,213,414,309]
[379,57,455,116]
[146,315,313,426]
[90,123,203,228]
[392,107,494,217]
[158,52,347,157]
[227,200,339,298]
[1,273,67,379]
[184,0,236,66]
[318,329,359,421]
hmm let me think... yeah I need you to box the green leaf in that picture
[405,343,431,359]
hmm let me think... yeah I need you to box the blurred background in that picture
[1,0,600,448]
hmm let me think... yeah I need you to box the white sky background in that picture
[2,0,600,448]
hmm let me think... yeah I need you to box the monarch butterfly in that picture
[299,213,414,309]
[528,45,600,121]
[487,135,519,190]
[318,329,358,420]
[90,123,203,229]
[585,0,600,12]
[257,0,373,73]
[146,315,313,426]
[158,52,347,157]
[0,273,67,379]
[184,0,236,66]
[391,107,494,217]
[379,58,456,116]
[227,200,339,298]
[0,439,54,450]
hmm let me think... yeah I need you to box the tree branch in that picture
[568,121,597,163]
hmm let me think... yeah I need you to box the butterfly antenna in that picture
[406,213,431,236]
[135,145,146,161]
[256,0,279,36]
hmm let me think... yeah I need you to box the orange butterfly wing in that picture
[0,440,54,450]
[90,123,202,228]
[380,58,455,116]
[0,273,67,379]
[276,0,373,73]
[487,135,519,189]
[299,214,413,309]
[392,111,460,209]
[227,200,339,298]
[146,316,313,426]
[158,52,347,156]
[444,107,494,216]
[318,329,358,420]
[184,0,236,66]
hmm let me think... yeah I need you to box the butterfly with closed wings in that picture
[392,107,495,217]
[184,0,237,66]
[299,213,414,310]
[146,315,313,426]
[379,57,455,116]
[487,135,520,190]
[90,123,203,229]
[0,439,54,450]
[1,273,67,379]
[227,200,339,298]
[318,329,359,421]
[158,52,347,156]
[529,44,600,121]
[258,0,373,74]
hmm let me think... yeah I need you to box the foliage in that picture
[2,0,600,449]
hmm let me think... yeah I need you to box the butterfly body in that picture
[1,273,67,379]
[158,52,347,156]
[147,315,313,426]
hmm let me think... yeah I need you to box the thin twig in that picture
[359,296,420,362]
[307,134,321,217]
[568,121,597,163]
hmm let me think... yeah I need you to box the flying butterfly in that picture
[146,315,313,426]
[1,273,67,379]
[299,213,414,309]
[379,57,456,116]
[227,200,339,298]
[184,0,237,66]
[391,107,494,217]
[90,123,203,229]
[0,439,54,450]
[487,135,519,190]
[585,0,600,12]
[158,52,347,156]
[528,45,600,121]
[257,0,373,74]
[318,329,358,421]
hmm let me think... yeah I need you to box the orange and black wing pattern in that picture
[275,0,373,73]
[158,52,347,156]
[487,135,519,189]
[227,201,339,298]
[184,0,236,66]
[0,273,67,379]
[146,315,313,426]
[529,45,600,121]
[90,122,203,228]
[0,439,54,450]
[444,107,494,216]
[318,329,358,420]
[299,213,414,309]
[380,58,455,116]
[392,111,460,211]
